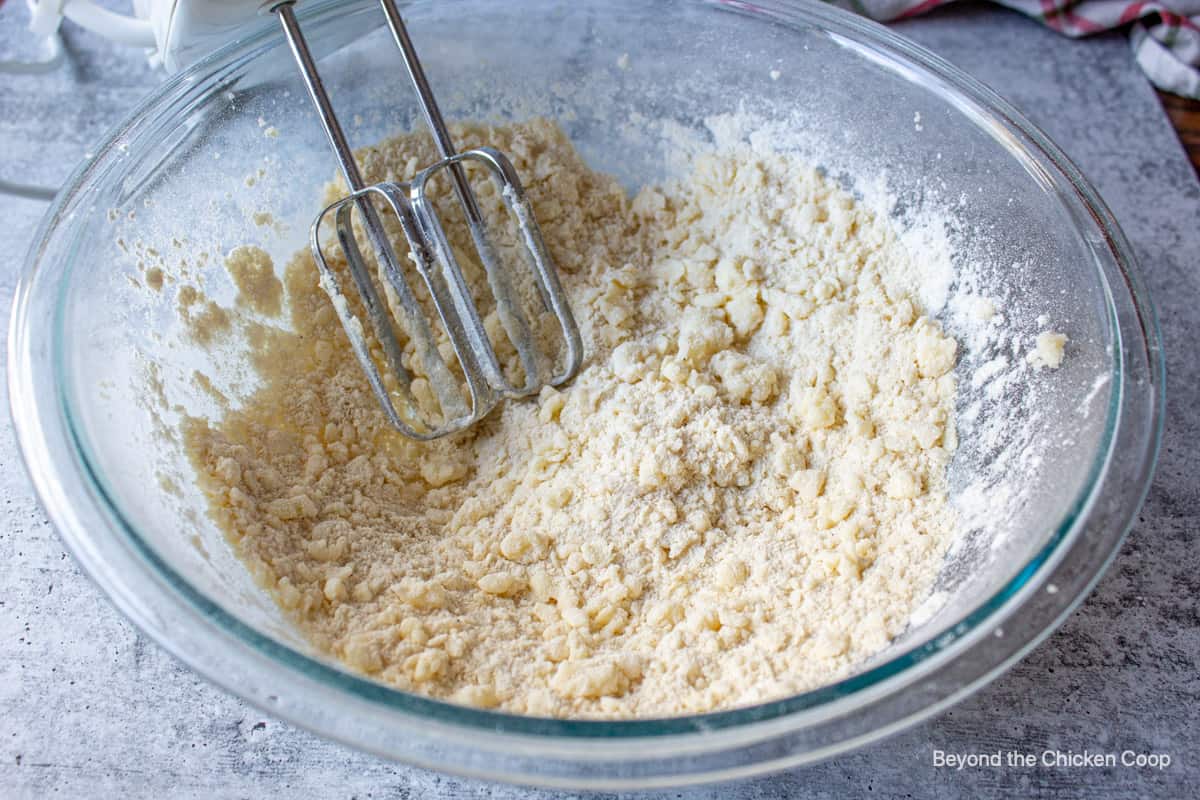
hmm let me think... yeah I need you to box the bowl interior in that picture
[57,0,1115,722]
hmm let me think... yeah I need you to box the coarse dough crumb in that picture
[1027,330,1067,369]
[225,245,284,317]
[183,118,960,718]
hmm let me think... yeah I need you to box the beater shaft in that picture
[380,0,481,227]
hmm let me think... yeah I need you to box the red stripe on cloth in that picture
[1118,2,1200,33]
[1041,0,1065,32]
[1119,1,1150,25]
[896,0,949,20]
[1063,8,1105,34]
[1155,10,1200,32]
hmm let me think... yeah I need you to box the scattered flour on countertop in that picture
[182,118,963,718]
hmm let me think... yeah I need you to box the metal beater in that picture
[271,0,582,439]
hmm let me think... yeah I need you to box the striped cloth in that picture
[834,0,1200,97]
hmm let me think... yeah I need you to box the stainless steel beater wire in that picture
[379,0,544,391]
[273,0,465,423]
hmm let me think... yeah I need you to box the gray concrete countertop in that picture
[2,5,1197,798]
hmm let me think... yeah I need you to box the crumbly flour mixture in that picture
[184,119,960,717]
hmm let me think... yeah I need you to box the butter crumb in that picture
[144,266,164,292]
[1027,331,1067,369]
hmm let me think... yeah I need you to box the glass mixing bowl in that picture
[8,0,1162,789]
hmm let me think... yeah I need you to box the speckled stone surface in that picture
[2,5,1197,798]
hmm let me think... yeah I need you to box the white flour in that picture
[182,118,968,717]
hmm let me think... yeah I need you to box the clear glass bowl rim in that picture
[7,0,1164,786]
